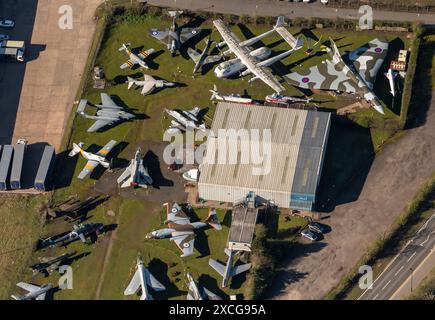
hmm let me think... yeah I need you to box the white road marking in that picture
[372,293,379,300]
[420,234,431,247]
[382,280,392,290]
[394,265,404,276]
[407,251,417,262]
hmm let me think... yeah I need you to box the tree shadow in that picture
[148,258,186,300]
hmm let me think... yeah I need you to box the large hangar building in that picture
[198,102,331,211]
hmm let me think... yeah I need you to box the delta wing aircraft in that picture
[119,43,155,69]
[164,107,207,134]
[11,283,53,300]
[126,74,176,95]
[209,248,252,288]
[150,10,201,56]
[285,38,389,114]
[213,16,303,93]
[69,140,117,179]
[124,257,166,300]
[146,204,222,257]
[188,38,222,74]
[117,147,152,189]
[77,94,135,132]
[186,273,221,300]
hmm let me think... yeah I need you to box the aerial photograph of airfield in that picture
[0,0,434,301]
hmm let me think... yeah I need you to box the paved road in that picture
[147,0,435,24]
[0,0,103,149]
[359,213,435,300]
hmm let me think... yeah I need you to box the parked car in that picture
[0,34,9,41]
[0,20,15,28]
[301,229,318,241]
[308,221,328,234]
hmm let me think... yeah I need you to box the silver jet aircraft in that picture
[119,43,155,69]
[186,272,221,300]
[146,204,222,258]
[164,107,207,134]
[126,74,176,95]
[117,147,152,189]
[213,16,303,92]
[209,248,251,288]
[69,140,117,179]
[188,38,222,74]
[11,283,53,300]
[285,38,389,114]
[124,257,166,300]
[149,10,201,56]
[77,94,135,132]
[40,223,104,247]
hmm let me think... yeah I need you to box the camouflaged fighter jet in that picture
[146,204,222,257]
[119,43,155,69]
[285,38,389,114]
[30,251,77,276]
[188,38,222,74]
[77,94,135,132]
[11,283,53,300]
[149,10,201,56]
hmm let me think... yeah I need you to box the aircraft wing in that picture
[141,80,156,95]
[120,59,135,70]
[100,93,121,109]
[144,269,166,292]
[124,267,141,295]
[16,282,40,293]
[208,259,226,276]
[77,160,99,180]
[213,19,284,93]
[179,28,201,44]
[204,54,222,65]
[87,119,116,133]
[171,231,195,257]
[187,48,201,64]
[138,48,155,60]
[203,287,222,300]
[149,29,170,43]
[96,140,117,158]
[285,59,360,93]
[35,293,47,300]
[231,263,252,277]
[347,38,389,89]
[117,164,132,187]
[78,233,86,243]
[167,203,190,224]
[187,284,197,300]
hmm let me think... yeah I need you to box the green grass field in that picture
[2,10,413,300]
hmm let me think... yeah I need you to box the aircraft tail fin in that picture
[328,37,342,62]
[118,43,130,52]
[210,85,219,100]
[68,142,84,157]
[274,16,286,29]
[205,208,222,230]
[231,262,252,277]
[126,77,136,90]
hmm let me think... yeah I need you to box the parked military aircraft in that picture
[265,92,312,104]
[77,94,135,132]
[126,74,176,95]
[209,248,251,288]
[30,251,77,276]
[385,68,398,97]
[40,223,104,248]
[188,38,222,74]
[213,16,303,92]
[69,140,117,179]
[164,107,207,134]
[210,84,255,105]
[146,204,221,257]
[124,257,166,300]
[186,272,221,300]
[11,283,53,300]
[117,147,152,189]
[285,38,389,114]
[150,10,201,56]
[119,43,155,69]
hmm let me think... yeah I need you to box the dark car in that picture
[308,221,327,234]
